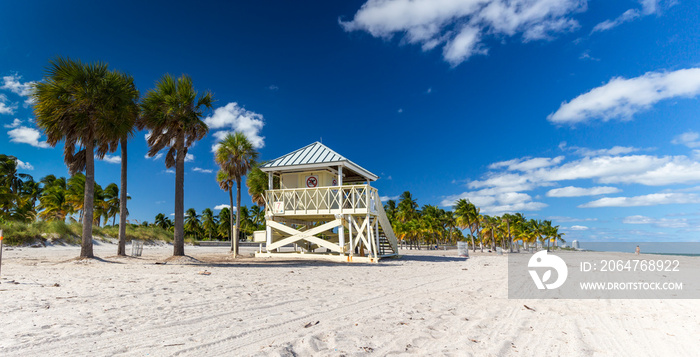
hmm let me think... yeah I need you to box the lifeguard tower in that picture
[254,142,398,262]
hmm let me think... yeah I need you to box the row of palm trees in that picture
[384,192,564,252]
[31,56,262,259]
[152,205,265,241]
[0,155,128,226]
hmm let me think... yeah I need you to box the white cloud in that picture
[440,187,547,215]
[341,0,585,66]
[193,167,213,173]
[214,204,236,211]
[622,215,689,228]
[204,102,265,150]
[546,216,597,223]
[579,51,599,61]
[489,156,565,171]
[268,84,279,91]
[591,9,640,34]
[145,152,164,160]
[548,68,700,124]
[16,159,33,170]
[7,126,50,148]
[475,154,700,188]
[185,153,194,162]
[546,186,621,197]
[0,94,17,115]
[1,74,35,97]
[3,118,22,128]
[98,155,121,164]
[672,131,700,149]
[165,169,175,174]
[580,193,700,208]
[397,108,403,113]
[569,225,589,231]
[380,195,399,202]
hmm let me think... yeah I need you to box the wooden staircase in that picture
[374,193,398,258]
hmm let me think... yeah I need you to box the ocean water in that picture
[579,242,700,256]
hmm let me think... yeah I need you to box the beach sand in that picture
[0,243,698,356]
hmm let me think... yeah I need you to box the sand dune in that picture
[0,244,698,356]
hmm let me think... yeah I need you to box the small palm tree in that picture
[201,208,217,240]
[33,57,136,258]
[214,132,259,256]
[217,207,232,240]
[184,208,202,240]
[139,74,213,256]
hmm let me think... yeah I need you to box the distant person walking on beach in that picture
[635,245,640,255]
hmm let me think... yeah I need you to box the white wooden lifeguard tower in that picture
[254,142,398,263]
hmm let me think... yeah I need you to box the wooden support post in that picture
[348,215,353,257]
[366,213,371,257]
[339,221,345,254]
[266,220,272,252]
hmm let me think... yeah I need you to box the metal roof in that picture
[260,142,378,181]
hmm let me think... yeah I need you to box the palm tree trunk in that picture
[118,137,128,256]
[234,178,241,256]
[229,187,234,252]
[80,141,95,258]
[173,136,185,256]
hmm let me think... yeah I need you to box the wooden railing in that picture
[265,185,378,216]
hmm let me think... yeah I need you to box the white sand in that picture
[0,243,698,356]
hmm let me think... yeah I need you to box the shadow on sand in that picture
[396,254,468,263]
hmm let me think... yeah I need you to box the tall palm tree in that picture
[33,57,135,258]
[107,71,139,256]
[214,132,259,256]
[139,74,213,256]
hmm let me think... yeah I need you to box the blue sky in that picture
[1,0,699,242]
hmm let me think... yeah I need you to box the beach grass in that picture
[0,220,175,246]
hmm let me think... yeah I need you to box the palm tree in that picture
[0,155,31,217]
[92,183,106,226]
[184,208,202,240]
[37,177,70,221]
[214,132,259,256]
[217,170,235,244]
[397,191,419,223]
[246,163,274,208]
[248,205,264,229]
[107,71,138,256]
[33,57,135,258]
[154,213,172,230]
[217,207,231,240]
[66,174,86,221]
[139,74,213,256]
[454,199,479,252]
[103,183,130,226]
[201,208,217,240]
